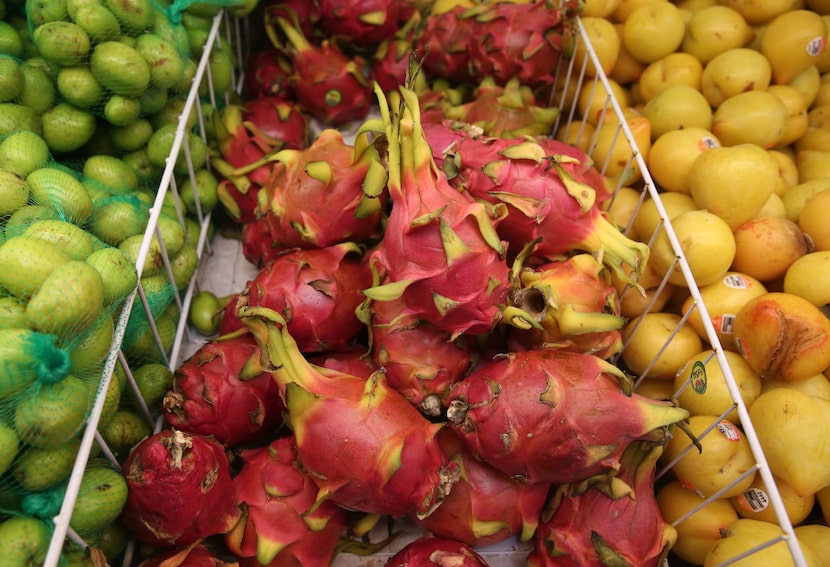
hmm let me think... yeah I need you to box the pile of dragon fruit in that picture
[123,1,693,565]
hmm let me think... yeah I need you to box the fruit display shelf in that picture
[56,8,813,567]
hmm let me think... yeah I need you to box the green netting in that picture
[24,0,193,139]
[0,130,141,557]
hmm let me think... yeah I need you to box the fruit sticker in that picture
[735,487,769,513]
[717,421,742,442]
[722,273,750,289]
[689,360,707,394]
[713,313,736,335]
[807,36,826,57]
[697,136,719,152]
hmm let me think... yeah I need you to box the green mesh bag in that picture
[0,126,139,563]
[25,0,193,144]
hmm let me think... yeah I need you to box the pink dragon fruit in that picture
[503,252,625,359]
[224,435,350,567]
[271,16,373,126]
[442,77,560,139]
[363,83,511,339]
[318,0,402,46]
[122,429,241,548]
[362,296,477,415]
[415,2,479,84]
[385,535,490,567]
[238,305,460,519]
[243,96,311,150]
[433,128,648,284]
[464,0,579,89]
[264,0,322,43]
[211,105,278,224]
[137,542,237,566]
[218,243,373,354]
[527,441,677,567]
[413,429,550,548]
[161,333,285,447]
[241,217,280,268]
[370,12,423,93]
[244,48,293,99]
[445,348,689,485]
[307,348,377,380]
[258,128,387,250]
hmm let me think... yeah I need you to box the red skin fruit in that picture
[259,128,386,251]
[225,436,350,567]
[527,442,675,567]
[219,243,372,354]
[412,429,550,548]
[162,333,285,447]
[122,430,241,548]
[137,542,237,566]
[318,0,401,46]
[274,16,373,126]
[238,306,460,519]
[445,349,689,485]
[385,535,490,567]
[368,297,476,412]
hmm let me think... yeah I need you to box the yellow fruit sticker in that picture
[722,274,749,289]
[717,420,742,442]
[736,487,770,513]
[690,360,707,394]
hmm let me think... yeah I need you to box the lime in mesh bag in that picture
[25,0,193,139]
[0,128,140,561]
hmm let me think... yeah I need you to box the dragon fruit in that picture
[161,333,285,447]
[265,0,322,42]
[238,305,460,519]
[318,0,402,46]
[258,128,387,250]
[385,535,490,567]
[415,0,577,88]
[211,105,280,224]
[463,0,578,89]
[362,295,477,415]
[527,441,677,567]
[434,128,648,284]
[443,76,560,139]
[122,429,241,548]
[270,16,373,125]
[225,435,350,567]
[413,429,550,548]
[244,48,293,99]
[218,243,373,353]
[416,1,479,84]
[137,542,237,566]
[370,12,423,93]
[363,82,511,339]
[243,96,311,150]
[445,348,690,485]
[503,252,625,359]
[307,348,377,380]
[241,217,280,268]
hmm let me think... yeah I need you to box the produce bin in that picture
[43,6,814,567]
